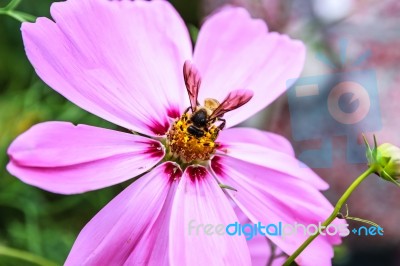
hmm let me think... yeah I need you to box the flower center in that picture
[166,111,220,164]
[164,60,253,166]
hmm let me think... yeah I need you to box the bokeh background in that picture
[1,0,399,265]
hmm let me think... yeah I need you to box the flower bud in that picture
[363,135,400,187]
[376,143,400,183]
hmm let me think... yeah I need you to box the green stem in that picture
[3,0,22,11]
[0,245,58,266]
[0,9,35,22]
[0,0,36,22]
[283,167,375,266]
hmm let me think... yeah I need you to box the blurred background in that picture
[0,0,399,265]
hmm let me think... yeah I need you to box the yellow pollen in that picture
[166,113,219,163]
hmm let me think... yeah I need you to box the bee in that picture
[183,61,253,138]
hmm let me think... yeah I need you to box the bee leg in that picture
[184,107,191,114]
[217,118,226,130]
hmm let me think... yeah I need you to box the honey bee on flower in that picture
[167,61,253,163]
[7,0,343,265]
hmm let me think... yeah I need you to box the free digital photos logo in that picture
[286,39,381,168]
[187,220,384,240]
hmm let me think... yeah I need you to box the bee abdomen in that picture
[187,125,205,138]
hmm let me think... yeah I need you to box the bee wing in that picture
[209,89,253,120]
[183,60,201,112]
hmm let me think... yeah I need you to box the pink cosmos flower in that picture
[7,0,343,265]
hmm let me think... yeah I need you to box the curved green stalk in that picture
[0,0,36,22]
[283,167,375,266]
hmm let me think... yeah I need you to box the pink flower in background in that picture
[7,0,342,265]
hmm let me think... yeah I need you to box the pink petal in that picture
[7,122,164,194]
[247,231,287,266]
[65,162,182,265]
[234,203,286,266]
[211,156,343,266]
[193,7,305,127]
[22,0,192,136]
[169,165,251,265]
[217,127,294,156]
[217,127,327,189]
